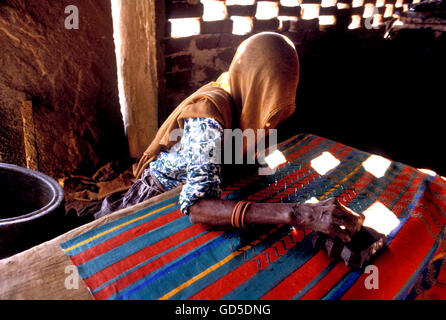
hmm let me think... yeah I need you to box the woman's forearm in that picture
[188,197,364,243]
[188,199,294,226]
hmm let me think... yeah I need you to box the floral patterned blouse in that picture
[149,117,224,214]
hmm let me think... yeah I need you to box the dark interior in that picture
[278,28,445,175]
[0,166,54,219]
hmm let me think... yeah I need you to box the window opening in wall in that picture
[301,4,320,20]
[321,0,337,7]
[169,18,201,38]
[337,3,350,9]
[352,0,364,7]
[110,0,127,133]
[201,0,227,21]
[278,15,298,30]
[383,4,394,17]
[256,1,279,20]
[231,16,254,35]
[376,0,385,7]
[319,15,336,25]
[372,14,383,27]
[226,0,255,5]
[348,15,362,29]
[363,4,375,18]
[280,0,300,6]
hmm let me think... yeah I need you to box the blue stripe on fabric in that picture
[221,234,318,300]
[76,216,192,279]
[61,197,180,254]
[112,233,234,300]
[169,226,295,300]
[91,229,210,295]
[321,270,363,300]
[118,226,293,300]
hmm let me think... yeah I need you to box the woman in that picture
[96,32,363,243]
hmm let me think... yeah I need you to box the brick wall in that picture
[160,0,414,117]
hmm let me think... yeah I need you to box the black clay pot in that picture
[0,163,66,259]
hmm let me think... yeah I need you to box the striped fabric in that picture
[60,134,446,300]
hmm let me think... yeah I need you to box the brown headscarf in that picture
[133,32,299,178]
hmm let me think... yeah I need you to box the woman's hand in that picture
[291,198,364,242]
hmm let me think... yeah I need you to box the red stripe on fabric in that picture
[342,210,438,299]
[260,250,332,300]
[180,251,257,300]
[189,230,305,300]
[71,209,184,265]
[286,136,325,160]
[92,229,222,300]
[299,262,349,300]
[412,196,445,236]
[84,223,210,291]
[424,187,446,226]
[376,166,414,208]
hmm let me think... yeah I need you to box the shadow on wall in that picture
[278,29,446,175]
[0,1,128,178]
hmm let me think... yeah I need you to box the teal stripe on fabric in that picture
[91,229,210,295]
[221,136,329,202]
[76,215,191,279]
[289,152,368,204]
[292,260,339,300]
[61,197,180,254]
[346,162,403,214]
[168,226,295,300]
[221,234,317,300]
[227,140,340,204]
[114,226,290,300]
[394,227,445,300]
[110,232,242,299]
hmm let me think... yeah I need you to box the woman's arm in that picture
[189,198,363,243]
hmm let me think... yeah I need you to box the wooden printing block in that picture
[340,227,387,268]
[312,232,344,257]
[312,232,327,250]
[312,227,387,268]
[324,236,346,258]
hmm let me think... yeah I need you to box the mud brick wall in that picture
[0,1,127,178]
[160,0,415,117]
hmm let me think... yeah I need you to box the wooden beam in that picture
[20,100,38,170]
